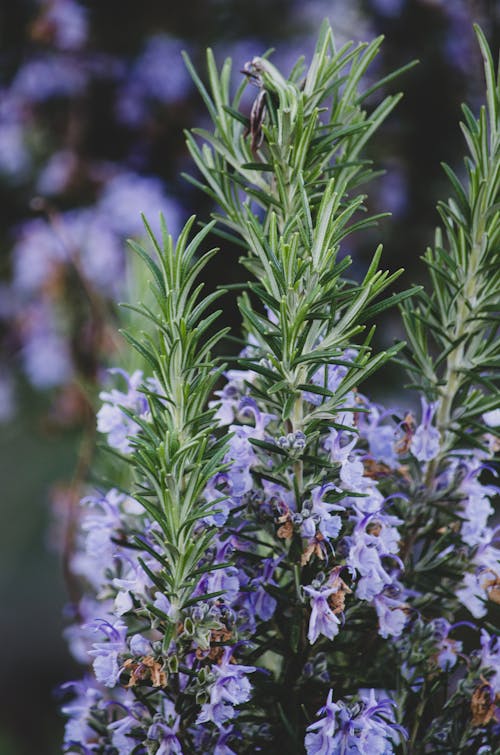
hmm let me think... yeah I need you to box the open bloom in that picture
[305,689,407,755]
[197,647,256,728]
[304,583,342,644]
[411,397,440,462]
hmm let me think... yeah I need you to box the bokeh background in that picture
[0,1,498,752]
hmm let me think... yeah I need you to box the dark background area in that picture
[0,1,498,752]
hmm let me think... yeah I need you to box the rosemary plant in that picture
[60,22,499,755]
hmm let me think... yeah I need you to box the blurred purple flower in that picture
[61,677,103,749]
[12,56,88,101]
[21,306,74,388]
[36,149,77,195]
[39,0,89,52]
[98,171,183,239]
[117,34,191,126]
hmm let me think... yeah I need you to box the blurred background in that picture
[0,1,498,752]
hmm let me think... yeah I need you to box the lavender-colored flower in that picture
[303,360,350,406]
[116,34,191,126]
[204,542,241,605]
[112,555,154,616]
[456,541,500,618]
[87,618,128,687]
[97,369,152,453]
[411,397,440,462]
[202,472,232,527]
[210,369,255,425]
[60,677,102,749]
[71,489,125,589]
[347,513,400,601]
[369,0,406,19]
[0,122,30,179]
[214,726,238,755]
[304,583,342,644]
[39,0,89,51]
[429,618,465,671]
[248,557,280,621]
[148,699,183,754]
[21,312,73,388]
[306,688,407,755]
[302,484,343,542]
[358,402,398,467]
[479,629,500,694]
[97,171,182,239]
[109,706,144,755]
[12,219,67,293]
[12,56,88,101]
[483,408,500,427]
[458,462,497,548]
[373,590,407,639]
[36,149,77,195]
[197,647,256,728]
[225,397,273,497]
[305,689,340,753]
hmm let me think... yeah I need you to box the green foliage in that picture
[401,25,500,457]
[185,21,418,439]
[122,217,230,634]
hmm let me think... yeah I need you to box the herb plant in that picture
[60,22,499,754]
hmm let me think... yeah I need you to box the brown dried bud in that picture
[471,682,496,727]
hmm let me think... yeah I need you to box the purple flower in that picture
[411,397,440,462]
[21,309,73,388]
[0,122,30,179]
[305,689,340,753]
[87,618,127,687]
[300,484,343,542]
[61,678,103,749]
[202,472,232,527]
[148,699,183,754]
[358,403,398,467]
[248,557,280,621]
[116,34,191,126]
[303,361,348,406]
[36,149,77,195]
[202,542,241,605]
[479,629,500,694]
[225,397,273,497]
[40,0,89,52]
[12,56,88,101]
[306,688,407,755]
[197,647,256,728]
[109,705,145,755]
[373,591,407,639]
[97,369,151,453]
[210,369,255,425]
[483,409,500,427]
[456,541,500,618]
[97,171,182,239]
[428,619,466,671]
[347,514,398,601]
[304,583,342,644]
